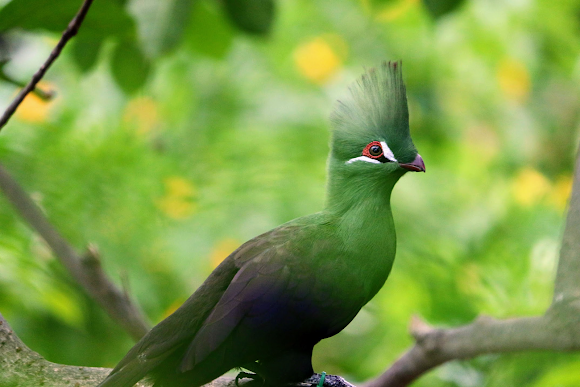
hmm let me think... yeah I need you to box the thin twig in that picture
[0,0,93,132]
[0,71,55,100]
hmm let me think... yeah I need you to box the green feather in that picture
[326,61,419,216]
[330,61,417,164]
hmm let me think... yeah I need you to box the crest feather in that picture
[330,61,410,156]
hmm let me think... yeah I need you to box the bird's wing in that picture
[180,247,292,370]
[178,218,365,372]
[97,255,240,387]
[97,223,303,387]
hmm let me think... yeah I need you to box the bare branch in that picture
[0,0,93,132]
[365,145,580,387]
[553,148,580,303]
[0,163,150,340]
[0,312,267,387]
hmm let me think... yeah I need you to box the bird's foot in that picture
[301,373,356,387]
[235,371,265,386]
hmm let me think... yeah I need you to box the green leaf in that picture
[110,40,150,94]
[422,0,465,19]
[222,0,275,35]
[70,33,104,73]
[0,0,135,39]
[130,0,194,58]
[185,0,234,59]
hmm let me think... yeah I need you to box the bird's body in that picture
[98,61,424,387]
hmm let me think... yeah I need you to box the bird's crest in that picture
[330,61,413,159]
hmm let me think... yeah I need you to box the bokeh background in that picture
[1,0,580,385]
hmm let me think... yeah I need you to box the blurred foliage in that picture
[0,0,580,385]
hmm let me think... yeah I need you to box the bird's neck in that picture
[323,160,402,298]
[324,160,400,218]
[324,159,401,244]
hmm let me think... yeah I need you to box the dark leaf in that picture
[422,0,465,19]
[0,0,134,39]
[222,0,275,35]
[71,33,104,73]
[110,40,150,94]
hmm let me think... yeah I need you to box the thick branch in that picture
[553,148,580,302]
[0,312,114,387]
[364,310,580,387]
[0,164,150,340]
[0,312,286,387]
[0,0,93,132]
[366,145,580,387]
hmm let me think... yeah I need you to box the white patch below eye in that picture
[345,156,381,165]
[380,141,397,162]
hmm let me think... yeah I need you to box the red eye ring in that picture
[363,141,384,159]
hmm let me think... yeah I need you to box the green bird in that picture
[97,61,424,387]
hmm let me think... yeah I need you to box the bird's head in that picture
[326,61,424,210]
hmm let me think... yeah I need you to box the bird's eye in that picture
[362,141,385,160]
[369,145,382,156]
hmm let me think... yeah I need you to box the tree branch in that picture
[0,164,150,340]
[0,0,150,341]
[0,0,93,132]
[365,145,580,387]
[0,312,114,387]
[0,312,237,387]
[553,147,580,303]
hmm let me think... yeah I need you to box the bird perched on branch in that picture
[98,61,425,387]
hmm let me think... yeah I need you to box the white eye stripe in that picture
[380,141,397,162]
[345,140,398,165]
[345,156,381,164]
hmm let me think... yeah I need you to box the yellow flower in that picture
[156,177,197,219]
[498,58,530,102]
[15,82,55,123]
[293,35,347,84]
[512,168,551,206]
[123,97,159,135]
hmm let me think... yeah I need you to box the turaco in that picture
[98,61,425,387]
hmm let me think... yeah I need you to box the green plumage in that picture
[330,61,416,164]
[98,61,423,387]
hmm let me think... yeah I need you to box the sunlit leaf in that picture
[532,361,580,387]
[41,288,83,327]
[185,0,235,59]
[376,0,419,21]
